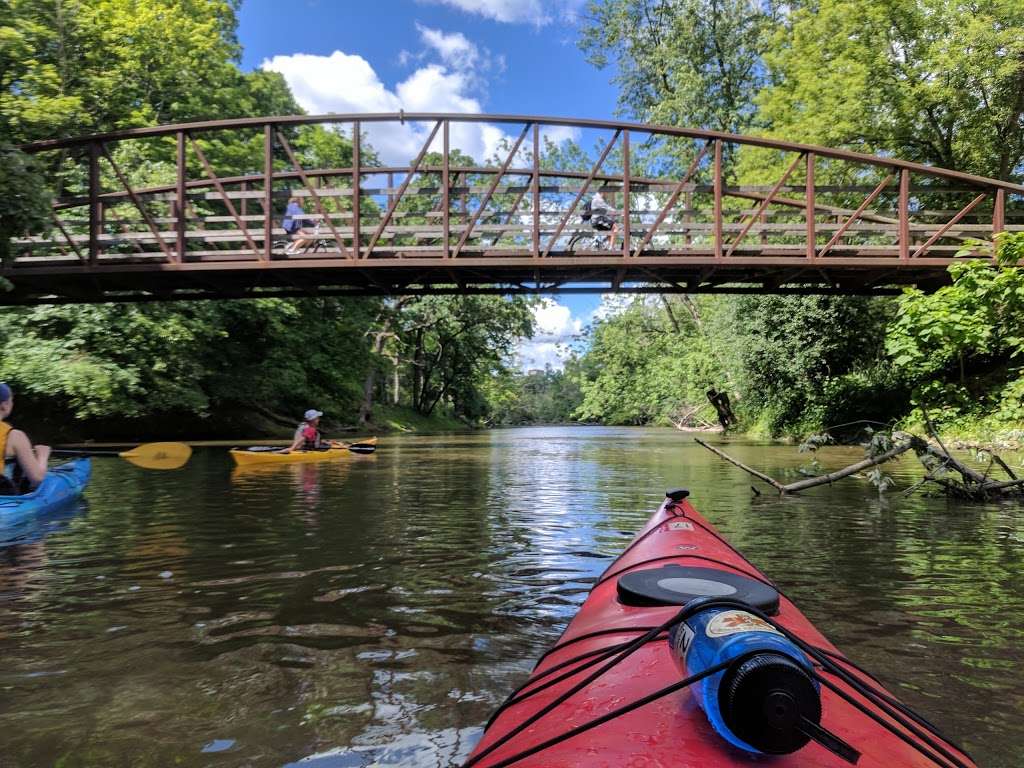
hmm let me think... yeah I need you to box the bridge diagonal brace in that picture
[186,134,261,257]
[725,151,804,258]
[98,143,174,260]
[817,174,893,258]
[632,142,709,258]
[51,213,84,261]
[911,192,987,259]
[275,130,351,259]
[543,129,621,258]
[452,122,532,259]
[366,120,443,258]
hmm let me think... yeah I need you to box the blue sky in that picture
[237,0,624,368]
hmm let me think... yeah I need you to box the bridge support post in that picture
[993,188,1005,236]
[353,120,361,258]
[622,130,630,258]
[88,142,100,266]
[898,168,910,261]
[532,123,540,258]
[805,152,815,261]
[263,125,273,262]
[176,131,186,263]
[713,140,723,260]
[443,120,450,258]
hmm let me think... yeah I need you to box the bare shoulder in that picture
[5,428,29,455]
[7,428,29,445]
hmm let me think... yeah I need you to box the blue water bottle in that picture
[670,602,822,756]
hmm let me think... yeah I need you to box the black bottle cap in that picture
[719,652,821,755]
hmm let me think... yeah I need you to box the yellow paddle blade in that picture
[118,442,192,470]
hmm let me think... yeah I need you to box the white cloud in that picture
[416,24,479,71]
[423,0,553,24]
[262,49,511,165]
[517,299,584,371]
[534,299,582,337]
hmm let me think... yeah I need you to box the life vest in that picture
[0,421,24,495]
[297,423,321,451]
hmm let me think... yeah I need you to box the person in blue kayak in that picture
[0,382,50,492]
[281,409,341,453]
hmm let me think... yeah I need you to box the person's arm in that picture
[8,430,49,488]
[278,436,303,454]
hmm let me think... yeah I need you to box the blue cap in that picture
[0,383,10,402]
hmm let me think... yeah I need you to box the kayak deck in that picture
[0,458,91,524]
[229,437,377,466]
[468,493,975,767]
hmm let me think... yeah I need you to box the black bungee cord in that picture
[468,597,975,768]
[465,605,693,767]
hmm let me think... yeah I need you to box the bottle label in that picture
[706,610,781,638]
[672,623,695,657]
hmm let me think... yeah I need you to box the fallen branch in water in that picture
[695,437,918,495]
[780,438,919,493]
[696,428,1024,500]
[694,438,786,492]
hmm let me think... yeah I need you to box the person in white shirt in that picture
[590,191,617,249]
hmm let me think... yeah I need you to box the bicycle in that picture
[567,212,617,251]
[566,229,610,251]
[273,220,330,255]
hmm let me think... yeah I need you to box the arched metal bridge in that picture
[11,113,1024,304]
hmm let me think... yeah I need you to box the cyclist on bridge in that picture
[282,196,318,254]
[585,190,618,250]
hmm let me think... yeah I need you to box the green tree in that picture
[886,233,1024,424]
[579,0,784,135]
[757,0,1024,180]
[396,295,535,419]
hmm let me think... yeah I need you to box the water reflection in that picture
[0,429,1020,767]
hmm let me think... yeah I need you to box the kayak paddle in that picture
[53,441,192,470]
[342,439,376,454]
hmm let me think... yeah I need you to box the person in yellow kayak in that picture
[281,409,341,453]
[0,382,51,493]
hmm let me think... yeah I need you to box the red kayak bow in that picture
[467,489,975,768]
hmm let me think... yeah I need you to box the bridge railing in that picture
[15,113,1024,279]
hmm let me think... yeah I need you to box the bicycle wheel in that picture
[567,232,584,251]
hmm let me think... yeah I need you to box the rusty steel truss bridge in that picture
[11,113,1024,304]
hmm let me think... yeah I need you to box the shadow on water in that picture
[0,427,1020,767]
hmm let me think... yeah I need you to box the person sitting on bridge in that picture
[281,409,341,453]
[589,190,617,249]
[282,196,316,254]
[0,383,50,493]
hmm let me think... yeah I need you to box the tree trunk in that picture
[390,354,400,405]
[659,295,681,332]
[357,330,388,426]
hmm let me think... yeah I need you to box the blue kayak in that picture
[0,458,91,524]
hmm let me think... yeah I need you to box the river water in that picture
[0,427,1021,767]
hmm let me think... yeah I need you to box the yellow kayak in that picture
[229,437,377,466]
